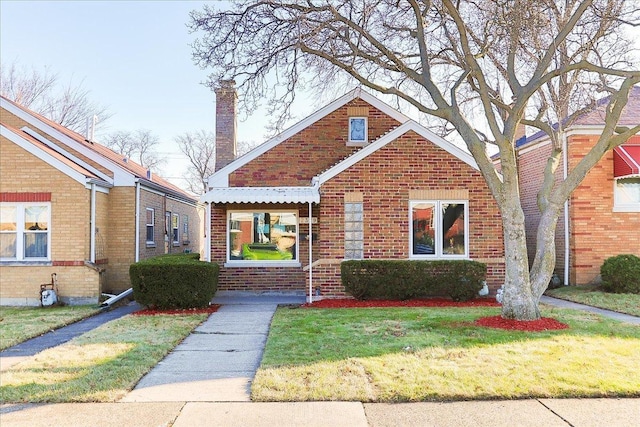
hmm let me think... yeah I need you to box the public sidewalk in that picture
[1,398,638,426]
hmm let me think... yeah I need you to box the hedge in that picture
[341,260,486,301]
[600,254,640,294]
[130,253,219,309]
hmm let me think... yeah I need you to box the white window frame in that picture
[0,202,51,262]
[409,200,469,259]
[613,177,640,212]
[225,209,301,267]
[145,208,155,245]
[348,117,368,145]
[172,213,180,246]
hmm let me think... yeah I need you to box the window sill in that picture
[0,261,52,266]
[613,205,640,213]
[224,261,302,268]
[146,242,156,248]
[409,255,470,260]
[172,242,180,247]
[346,141,368,147]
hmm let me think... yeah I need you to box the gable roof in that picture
[315,120,478,185]
[206,88,412,188]
[0,96,196,203]
[202,117,479,204]
[1,123,111,189]
[517,86,640,150]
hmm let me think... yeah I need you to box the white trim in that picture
[145,207,155,245]
[0,202,52,262]
[226,209,300,265]
[202,186,319,204]
[20,127,113,183]
[205,202,212,262]
[613,176,640,212]
[205,88,411,188]
[408,200,469,259]
[316,121,479,185]
[1,125,96,187]
[348,117,368,144]
[1,98,135,186]
[135,181,141,261]
[90,183,96,263]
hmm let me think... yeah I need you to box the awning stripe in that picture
[202,187,320,204]
[614,145,640,178]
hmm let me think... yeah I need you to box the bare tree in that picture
[189,0,640,320]
[0,62,111,132]
[175,130,217,194]
[103,129,164,170]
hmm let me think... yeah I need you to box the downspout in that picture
[308,200,313,304]
[90,183,96,263]
[135,180,140,262]
[562,133,569,286]
[205,202,212,262]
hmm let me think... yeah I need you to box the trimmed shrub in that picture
[341,260,486,301]
[600,254,640,294]
[130,253,219,309]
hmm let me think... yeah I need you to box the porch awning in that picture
[613,144,640,178]
[202,186,320,204]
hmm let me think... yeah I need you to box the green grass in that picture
[252,306,640,402]
[546,285,640,316]
[0,313,207,403]
[0,305,102,350]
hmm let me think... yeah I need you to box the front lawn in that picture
[545,285,640,317]
[0,305,102,350]
[0,312,207,402]
[252,306,640,402]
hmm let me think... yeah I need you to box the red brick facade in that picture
[208,95,506,298]
[517,133,640,285]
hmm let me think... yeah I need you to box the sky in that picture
[0,0,310,189]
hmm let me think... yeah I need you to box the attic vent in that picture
[146,169,152,180]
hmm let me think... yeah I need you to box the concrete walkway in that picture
[0,301,140,371]
[121,293,305,402]
[540,295,640,324]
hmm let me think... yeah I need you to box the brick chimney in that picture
[215,80,237,171]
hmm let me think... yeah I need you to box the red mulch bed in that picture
[302,298,500,308]
[302,298,569,332]
[475,315,569,331]
[132,304,220,316]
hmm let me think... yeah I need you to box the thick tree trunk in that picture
[530,207,562,300]
[499,204,541,321]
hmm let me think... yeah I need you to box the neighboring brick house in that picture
[515,86,640,286]
[202,86,505,300]
[0,96,201,306]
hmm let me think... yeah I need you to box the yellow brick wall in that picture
[0,136,102,305]
[104,186,136,292]
[138,190,202,260]
[0,266,101,306]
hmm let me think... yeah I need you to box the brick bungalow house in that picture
[516,86,640,286]
[0,96,201,305]
[202,84,505,300]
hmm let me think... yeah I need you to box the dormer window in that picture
[348,117,368,145]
